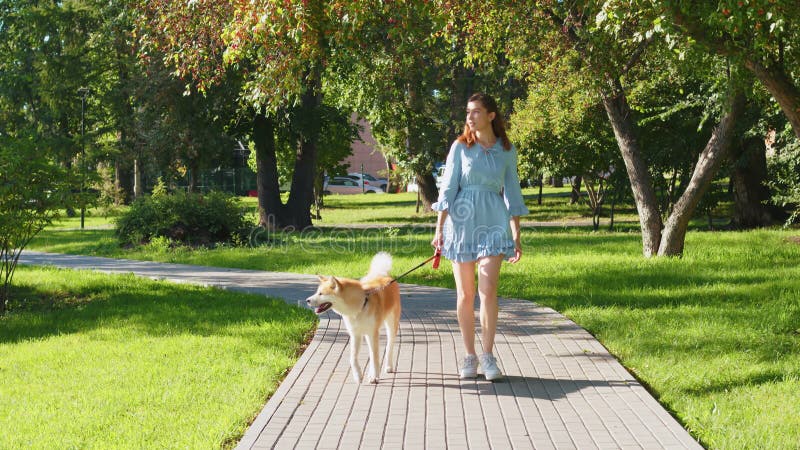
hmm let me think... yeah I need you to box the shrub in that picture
[115,191,249,246]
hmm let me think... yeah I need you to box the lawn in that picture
[23,191,800,448]
[47,187,640,228]
[0,266,316,449]
[259,188,641,224]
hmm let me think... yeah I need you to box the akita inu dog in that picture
[306,252,401,384]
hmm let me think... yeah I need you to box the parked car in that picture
[323,176,384,195]
[346,173,388,192]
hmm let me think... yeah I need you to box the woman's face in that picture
[466,101,496,134]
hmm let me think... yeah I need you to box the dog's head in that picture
[306,276,342,314]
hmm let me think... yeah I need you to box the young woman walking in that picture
[431,92,528,381]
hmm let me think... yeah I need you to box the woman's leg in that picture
[477,255,504,354]
[452,260,477,355]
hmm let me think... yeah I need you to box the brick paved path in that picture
[20,251,701,450]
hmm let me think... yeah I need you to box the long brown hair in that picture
[457,93,512,151]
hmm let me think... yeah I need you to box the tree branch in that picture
[621,35,654,75]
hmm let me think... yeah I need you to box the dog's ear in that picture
[328,276,340,290]
[318,275,327,283]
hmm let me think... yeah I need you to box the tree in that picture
[725,87,787,228]
[454,0,747,256]
[130,57,239,193]
[323,2,456,211]
[138,0,366,229]
[0,0,103,179]
[0,135,72,314]
[767,126,800,225]
[509,49,621,230]
[247,104,358,217]
[0,1,108,312]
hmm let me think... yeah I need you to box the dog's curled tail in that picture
[364,252,393,280]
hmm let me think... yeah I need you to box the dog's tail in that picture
[363,252,392,280]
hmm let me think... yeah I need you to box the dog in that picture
[306,252,401,384]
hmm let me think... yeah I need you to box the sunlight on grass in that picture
[0,267,316,449]
[240,188,642,224]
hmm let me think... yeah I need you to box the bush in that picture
[115,191,249,246]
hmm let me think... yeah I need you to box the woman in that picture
[431,92,528,381]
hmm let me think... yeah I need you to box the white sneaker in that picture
[480,353,503,381]
[460,354,478,379]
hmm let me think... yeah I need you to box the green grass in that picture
[0,266,316,449]
[44,187,642,228]
[23,191,799,448]
[46,206,125,230]
[242,187,642,224]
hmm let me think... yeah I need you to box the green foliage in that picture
[768,130,800,225]
[0,133,72,313]
[509,49,620,182]
[654,0,800,69]
[150,176,168,197]
[115,191,248,246]
[323,2,456,188]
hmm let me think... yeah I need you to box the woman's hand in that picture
[431,233,443,250]
[507,241,522,263]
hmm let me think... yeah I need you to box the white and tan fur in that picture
[306,252,401,384]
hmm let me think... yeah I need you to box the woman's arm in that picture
[508,215,522,263]
[502,147,530,218]
[432,210,449,249]
[432,142,462,213]
[431,142,462,249]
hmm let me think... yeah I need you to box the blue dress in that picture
[432,139,529,263]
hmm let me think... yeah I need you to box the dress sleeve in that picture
[432,141,462,212]
[503,146,529,217]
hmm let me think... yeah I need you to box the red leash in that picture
[390,248,441,284]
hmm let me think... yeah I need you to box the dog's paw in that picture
[368,376,379,384]
[385,365,395,374]
[352,373,362,383]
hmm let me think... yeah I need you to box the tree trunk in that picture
[253,112,284,228]
[744,58,800,139]
[114,161,122,205]
[133,158,143,199]
[284,72,322,230]
[415,172,439,212]
[450,64,475,142]
[570,176,582,204]
[601,78,662,257]
[114,160,132,205]
[537,174,543,205]
[665,169,679,215]
[730,136,776,228]
[187,160,198,193]
[313,170,325,219]
[659,90,745,256]
[407,77,437,211]
[609,193,617,231]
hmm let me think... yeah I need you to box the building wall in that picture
[343,117,389,177]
